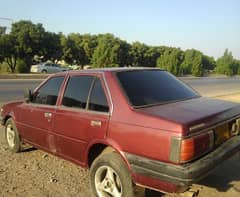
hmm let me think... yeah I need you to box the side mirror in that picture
[24,89,32,103]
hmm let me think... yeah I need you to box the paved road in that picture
[0,77,240,103]
[0,79,42,103]
[183,77,240,97]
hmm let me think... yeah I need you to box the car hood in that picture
[137,97,240,134]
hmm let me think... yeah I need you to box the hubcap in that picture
[95,165,122,197]
[6,124,15,148]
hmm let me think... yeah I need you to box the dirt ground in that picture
[0,95,240,197]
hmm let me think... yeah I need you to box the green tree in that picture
[91,34,121,67]
[233,59,240,75]
[61,33,87,68]
[10,20,47,71]
[116,40,131,67]
[143,47,161,67]
[180,49,204,76]
[0,34,18,73]
[157,48,184,75]
[191,52,204,77]
[42,32,62,62]
[0,26,7,35]
[180,49,195,75]
[129,42,148,67]
[216,49,235,76]
[202,55,216,71]
[80,34,98,65]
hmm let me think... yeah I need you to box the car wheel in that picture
[41,70,47,73]
[5,118,22,153]
[90,151,134,197]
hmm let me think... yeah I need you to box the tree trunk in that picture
[6,56,17,73]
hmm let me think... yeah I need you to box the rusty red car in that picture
[1,68,240,196]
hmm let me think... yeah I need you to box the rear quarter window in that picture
[88,78,109,113]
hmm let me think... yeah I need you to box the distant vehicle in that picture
[30,62,69,73]
[1,68,240,196]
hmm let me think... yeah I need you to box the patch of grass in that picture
[0,62,9,73]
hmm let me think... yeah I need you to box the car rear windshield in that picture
[116,70,199,107]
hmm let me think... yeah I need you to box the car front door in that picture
[53,74,110,164]
[18,76,65,150]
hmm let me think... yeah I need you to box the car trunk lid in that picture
[137,97,240,135]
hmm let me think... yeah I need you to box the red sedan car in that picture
[1,68,240,196]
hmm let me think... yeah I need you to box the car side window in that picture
[32,77,64,105]
[62,76,94,109]
[88,78,109,113]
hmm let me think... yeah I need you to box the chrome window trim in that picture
[102,73,114,115]
[58,105,110,116]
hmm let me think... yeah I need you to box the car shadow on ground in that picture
[21,146,37,153]
[197,154,240,192]
[144,189,164,197]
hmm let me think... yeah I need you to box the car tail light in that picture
[170,131,214,163]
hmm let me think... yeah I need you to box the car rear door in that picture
[18,76,65,150]
[53,74,110,164]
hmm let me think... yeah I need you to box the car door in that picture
[18,76,65,150]
[53,74,110,164]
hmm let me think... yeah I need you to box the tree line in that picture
[0,20,240,76]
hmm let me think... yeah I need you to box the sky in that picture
[0,0,239,59]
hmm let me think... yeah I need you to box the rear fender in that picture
[85,138,132,170]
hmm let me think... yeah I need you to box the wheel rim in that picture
[95,165,123,197]
[6,124,15,148]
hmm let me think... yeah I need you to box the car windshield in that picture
[116,70,199,107]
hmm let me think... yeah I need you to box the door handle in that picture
[44,112,52,118]
[90,120,102,128]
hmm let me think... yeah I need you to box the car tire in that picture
[5,118,22,153]
[90,151,134,197]
[41,70,47,73]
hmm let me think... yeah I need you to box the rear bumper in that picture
[125,135,240,186]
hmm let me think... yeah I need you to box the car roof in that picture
[68,67,163,74]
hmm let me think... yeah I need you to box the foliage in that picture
[0,34,18,72]
[157,48,184,75]
[216,49,236,76]
[61,33,88,68]
[11,20,47,71]
[80,34,98,65]
[202,55,216,71]
[0,62,9,72]
[180,49,204,76]
[180,49,195,75]
[0,26,7,35]
[234,59,240,75]
[116,40,131,67]
[129,43,161,67]
[1,20,240,76]
[16,59,28,73]
[191,52,204,77]
[92,34,121,68]
[129,42,148,67]
[42,32,62,62]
